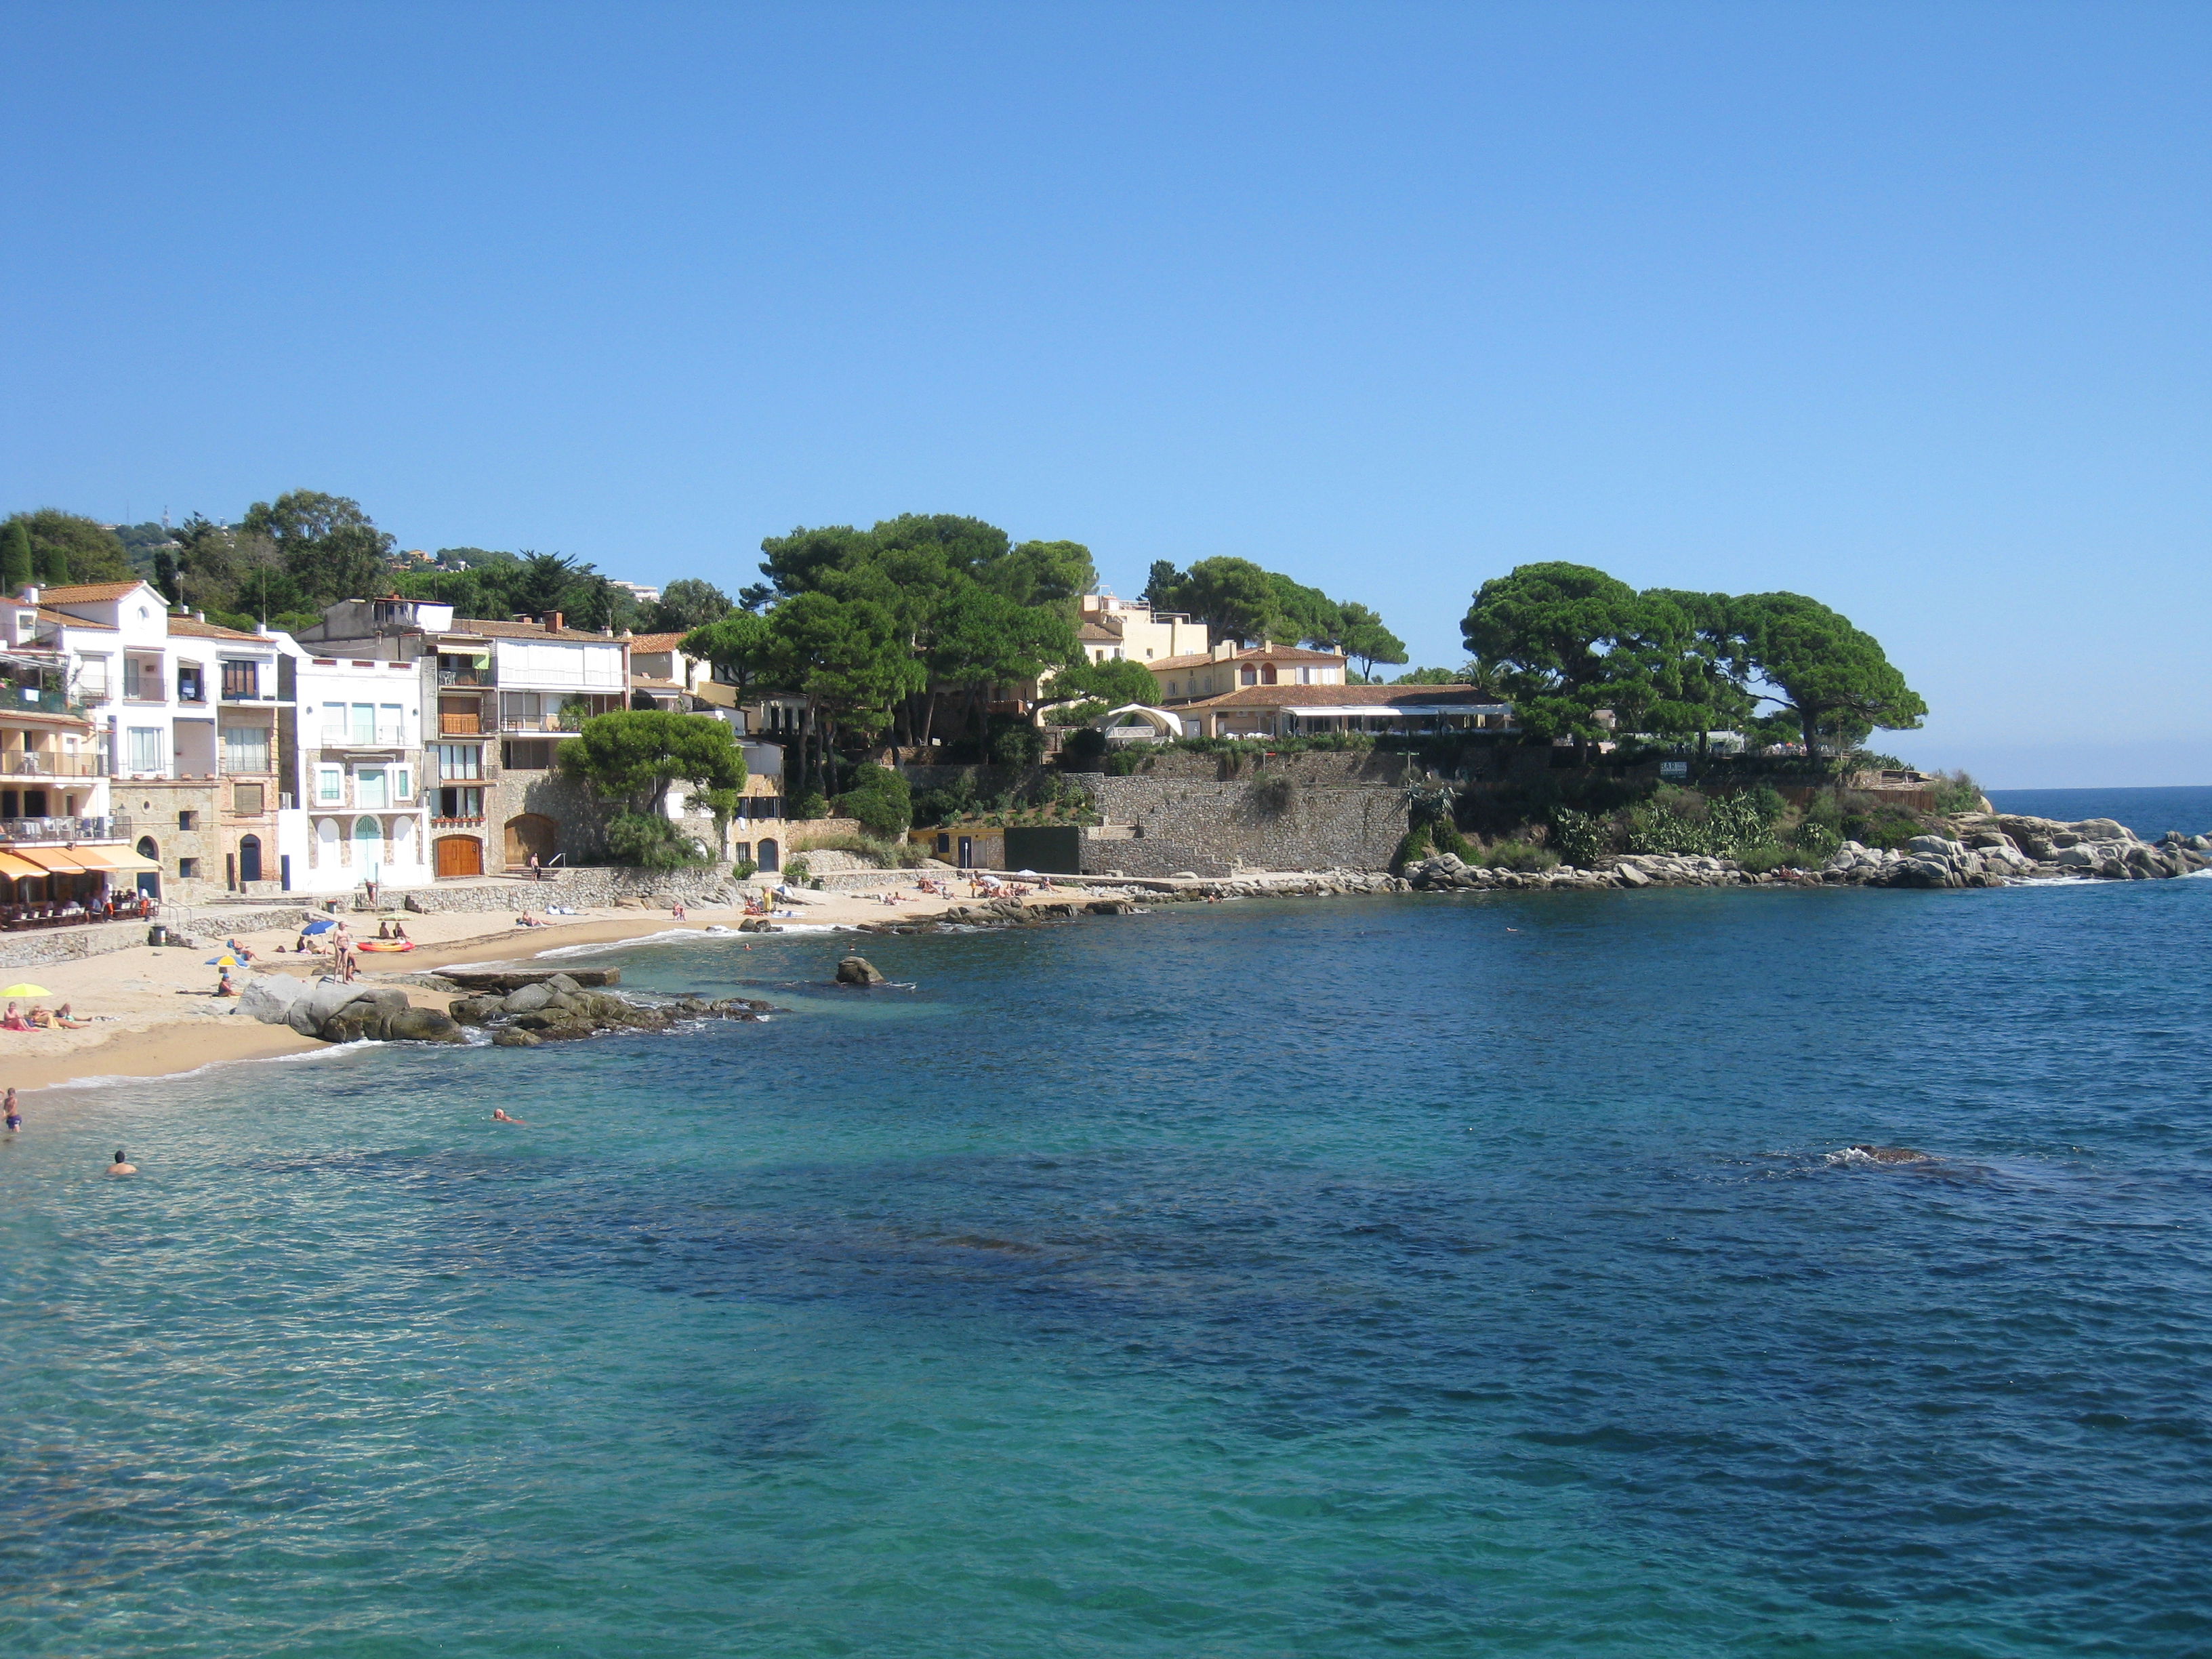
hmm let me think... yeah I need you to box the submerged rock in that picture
[835,955,888,986]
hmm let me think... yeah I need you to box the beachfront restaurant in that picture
[1166,684,1517,739]
[0,844,162,929]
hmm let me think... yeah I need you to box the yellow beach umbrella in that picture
[0,983,51,998]
[204,955,241,968]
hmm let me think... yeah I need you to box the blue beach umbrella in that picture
[301,919,337,935]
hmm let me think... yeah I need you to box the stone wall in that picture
[1082,775,1408,877]
[399,865,740,914]
[1101,748,1422,787]
[0,904,316,969]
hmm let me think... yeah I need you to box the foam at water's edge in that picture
[37,1038,384,1092]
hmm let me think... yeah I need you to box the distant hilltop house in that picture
[1139,642,1511,740]
[607,579,661,609]
[1075,593,1208,663]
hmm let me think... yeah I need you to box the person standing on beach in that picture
[5,1088,20,1133]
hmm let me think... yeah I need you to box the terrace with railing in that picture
[0,815,115,844]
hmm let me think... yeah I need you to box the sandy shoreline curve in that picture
[5,875,1061,1095]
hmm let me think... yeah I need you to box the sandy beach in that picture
[5,874,1066,1093]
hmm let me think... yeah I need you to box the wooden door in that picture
[435,834,483,878]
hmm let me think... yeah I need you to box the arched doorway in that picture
[135,836,161,899]
[435,835,484,878]
[504,813,556,868]
[316,817,340,867]
[392,815,416,868]
[756,837,779,873]
[238,835,262,883]
[353,816,384,879]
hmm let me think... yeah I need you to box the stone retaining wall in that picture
[399,866,740,914]
[0,904,316,969]
[1083,775,1408,877]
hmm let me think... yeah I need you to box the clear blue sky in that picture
[4,3,2207,787]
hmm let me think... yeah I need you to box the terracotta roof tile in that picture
[1148,644,1343,672]
[35,581,154,604]
[626,632,689,651]
[33,607,117,632]
[451,617,628,643]
[1172,683,1510,710]
[167,617,268,642]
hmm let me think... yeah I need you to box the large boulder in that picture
[286,977,373,1037]
[239,973,306,1025]
[502,983,554,1014]
[386,1006,466,1043]
[835,955,887,986]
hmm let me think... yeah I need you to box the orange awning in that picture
[0,851,46,879]
[12,847,93,874]
[65,845,161,874]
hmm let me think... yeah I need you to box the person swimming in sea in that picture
[491,1108,528,1126]
[106,1150,137,1175]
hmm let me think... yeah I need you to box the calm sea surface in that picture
[1986,784,2212,840]
[5,874,2209,1656]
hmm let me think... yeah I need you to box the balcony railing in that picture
[318,731,409,749]
[431,814,486,827]
[0,753,103,777]
[0,816,114,844]
[439,712,482,735]
[5,688,74,714]
[501,713,590,733]
[438,668,492,687]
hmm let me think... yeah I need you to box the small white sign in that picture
[1659,760,1689,780]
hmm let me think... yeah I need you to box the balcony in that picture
[317,731,409,751]
[500,712,588,733]
[439,712,483,735]
[0,816,114,844]
[3,687,76,716]
[437,668,491,687]
[0,753,104,778]
[431,814,486,827]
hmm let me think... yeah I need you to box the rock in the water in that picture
[490,1028,541,1047]
[448,995,503,1025]
[1615,863,1650,887]
[502,983,554,1014]
[385,1006,466,1043]
[834,955,887,986]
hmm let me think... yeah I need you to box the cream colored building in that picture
[1147,642,1347,705]
[1074,594,1209,665]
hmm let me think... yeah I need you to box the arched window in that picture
[757,838,780,872]
[136,836,159,861]
[316,817,340,865]
[1261,663,1277,685]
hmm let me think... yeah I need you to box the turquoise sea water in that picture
[5,872,2210,1656]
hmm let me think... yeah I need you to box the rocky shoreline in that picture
[1401,813,2212,895]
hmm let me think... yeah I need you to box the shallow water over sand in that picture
[4,876,2209,1656]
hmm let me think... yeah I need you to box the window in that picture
[1298,667,1313,685]
[315,766,344,805]
[350,703,376,744]
[502,691,543,729]
[178,857,200,879]
[321,701,348,742]
[177,665,205,702]
[502,739,554,769]
[393,766,412,800]
[437,785,483,819]
[234,783,264,815]
[75,655,110,699]
[378,703,404,744]
[432,743,482,780]
[1240,667,1257,686]
[127,727,162,774]
[222,724,270,773]
[123,659,144,699]
[354,768,389,809]
[178,810,197,830]
[220,660,260,700]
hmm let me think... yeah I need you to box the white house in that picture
[276,645,432,895]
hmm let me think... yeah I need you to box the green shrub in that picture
[603,812,710,870]
[793,832,924,868]
[734,858,758,880]
[785,856,811,884]
[1930,769,1984,814]
[1392,822,1433,871]
[988,718,1044,766]
[1058,728,1109,769]
[790,790,830,820]
[1552,806,1620,867]
[1431,819,1475,861]
[1479,838,1559,872]
[836,763,912,838]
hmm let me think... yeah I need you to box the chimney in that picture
[546,611,563,634]
[23,586,38,607]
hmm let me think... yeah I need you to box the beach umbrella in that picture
[301,918,337,935]
[0,983,50,998]
[205,954,240,968]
